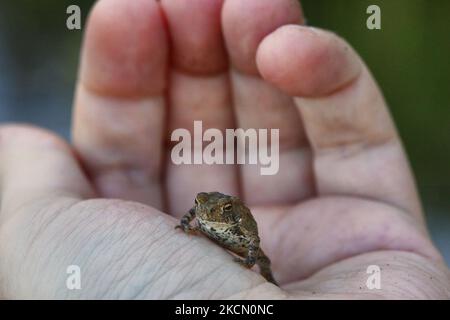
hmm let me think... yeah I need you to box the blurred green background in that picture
[0,0,449,262]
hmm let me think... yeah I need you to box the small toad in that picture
[175,192,277,285]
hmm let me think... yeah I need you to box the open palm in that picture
[0,0,448,299]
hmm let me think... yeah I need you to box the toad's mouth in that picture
[197,220,236,232]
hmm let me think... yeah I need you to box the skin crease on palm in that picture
[0,0,449,299]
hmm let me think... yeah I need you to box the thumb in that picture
[0,125,93,219]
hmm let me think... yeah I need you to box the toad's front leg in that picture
[175,208,198,234]
[234,240,278,285]
[233,242,258,268]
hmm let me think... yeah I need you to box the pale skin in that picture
[0,0,449,299]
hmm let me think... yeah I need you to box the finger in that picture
[289,251,450,299]
[222,0,314,206]
[73,0,168,209]
[257,25,423,219]
[0,125,93,219]
[161,0,239,216]
[254,199,442,284]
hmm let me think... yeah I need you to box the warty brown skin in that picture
[176,192,277,285]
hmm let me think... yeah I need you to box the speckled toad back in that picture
[175,191,277,285]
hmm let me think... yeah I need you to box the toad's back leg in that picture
[257,249,278,285]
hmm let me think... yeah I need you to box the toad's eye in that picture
[223,203,232,211]
[194,198,199,205]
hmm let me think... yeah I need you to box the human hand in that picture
[0,0,448,299]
